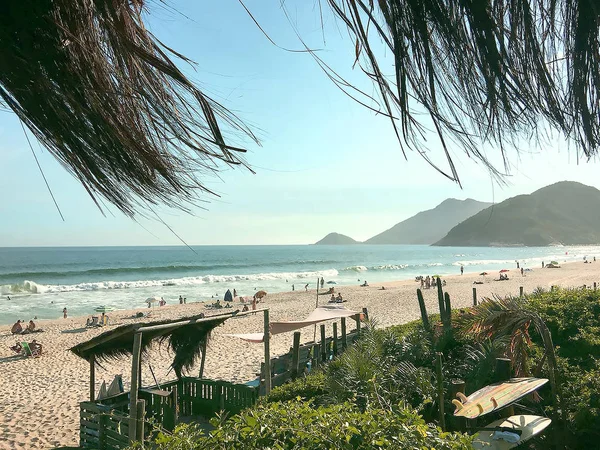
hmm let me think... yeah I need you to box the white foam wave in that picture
[1,269,339,294]
[371,264,408,270]
[344,265,368,272]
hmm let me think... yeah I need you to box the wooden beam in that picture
[320,324,327,362]
[341,318,347,350]
[263,309,271,395]
[89,355,95,402]
[291,332,301,379]
[198,339,208,379]
[129,331,143,442]
[332,322,338,356]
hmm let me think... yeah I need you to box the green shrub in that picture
[136,401,473,450]
[263,371,328,405]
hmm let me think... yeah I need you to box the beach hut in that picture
[71,311,258,449]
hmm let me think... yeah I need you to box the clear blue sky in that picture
[0,1,598,246]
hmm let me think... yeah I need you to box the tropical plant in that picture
[456,296,564,426]
[129,400,473,450]
[5,1,600,214]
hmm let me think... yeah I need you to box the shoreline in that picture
[1,259,598,449]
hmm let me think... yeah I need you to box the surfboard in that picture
[472,415,551,449]
[452,377,548,419]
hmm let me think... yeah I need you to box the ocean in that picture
[1,244,598,325]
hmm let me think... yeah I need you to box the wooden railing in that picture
[263,329,361,392]
[82,378,259,449]
[80,402,130,450]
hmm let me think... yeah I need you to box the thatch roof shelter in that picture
[71,311,238,403]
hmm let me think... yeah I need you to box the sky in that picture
[1,1,599,246]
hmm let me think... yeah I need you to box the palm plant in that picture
[0,0,258,216]
[456,296,564,423]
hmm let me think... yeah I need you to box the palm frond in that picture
[0,0,258,216]
[325,0,600,181]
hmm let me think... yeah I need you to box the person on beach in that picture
[320,277,324,288]
[460,266,464,275]
[252,297,257,311]
[233,289,237,297]
[11,320,22,334]
[179,295,183,304]
[183,298,187,304]
[26,320,36,333]
[63,307,67,319]
[521,267,524,277]
[242,304,249,312]
[542,261,545,268]
[305,283,309,292]
[336,293,343,302]
[330,293,336,303]
[420,277,424,288]
[292,284,295,291]
[360,280,369,287]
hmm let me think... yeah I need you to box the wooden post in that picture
[341,318,348,350]
[138,356,143,389]
[472,287,477,306]
[320,324,327,362]
[99,413,107,448]
[291,332,301,379]
[332,322,338,356]
[417,289,430,332]
[89,355,95,402]
[355,314,361,334]
[450,379,466,432]
[263,309,271,395]
[520,286,524,297]
[494,358,514,417]
[594,282,597,291]
[199,339,208,378]
[312,343,320,369]
[435,352,446,431]
[129,331,143,442]
[171,385,179,423]
[135,399,146,442]
[313,278,319,342]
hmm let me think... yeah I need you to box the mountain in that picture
[314,232,359,245]
[435,181,600,247]
[364,198,493,245]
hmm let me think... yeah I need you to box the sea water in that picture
[0,244,598,325]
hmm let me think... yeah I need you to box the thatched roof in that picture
[70,312,236,378]
[0,0,258,216]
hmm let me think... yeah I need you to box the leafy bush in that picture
[326,322,437,414]
[263,371,327,405]
[134,401,473,450]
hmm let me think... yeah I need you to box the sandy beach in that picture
[1,260,598,449]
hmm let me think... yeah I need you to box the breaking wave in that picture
[0,269,339,295]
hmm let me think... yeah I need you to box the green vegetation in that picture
[435,181,600,246]
[132,286,600,449]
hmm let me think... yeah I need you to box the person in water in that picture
[63,307,68,318]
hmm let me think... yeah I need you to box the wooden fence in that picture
[262,328,361,393]
[80,402,130,450]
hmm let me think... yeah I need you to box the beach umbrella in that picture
[255,290,267,299]
[499,269,510,273]
[94,305,114,313]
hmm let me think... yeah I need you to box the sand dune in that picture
[1,260,598,449]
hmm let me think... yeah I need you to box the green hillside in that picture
[435,181,600,246]
[314,232,359,245]
[365,198,492,244]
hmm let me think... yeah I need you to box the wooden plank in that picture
[263,309,271,395]
[341,317,347,349]
[128,331,143,442]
